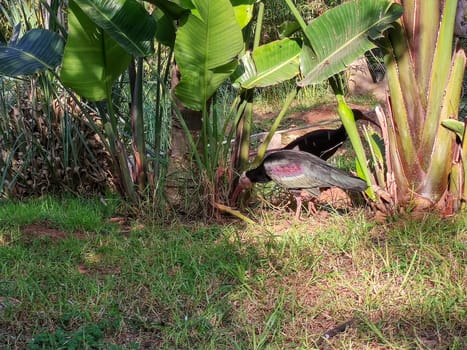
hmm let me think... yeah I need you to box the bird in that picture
[283,109,378,160]
[232,150,367,219]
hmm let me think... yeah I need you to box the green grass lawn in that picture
[0,196,465,349]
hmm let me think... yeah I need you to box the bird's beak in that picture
[231,173,252,205]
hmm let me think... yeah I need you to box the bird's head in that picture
[231,172,253,205]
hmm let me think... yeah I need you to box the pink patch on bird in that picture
[270,163,303,177]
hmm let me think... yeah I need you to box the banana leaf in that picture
[299,0,403,86]
[60,0,131,101]
[174,0,243,111]
[72,0,156,57]
[0,29,64,76]
[233,38,301,89]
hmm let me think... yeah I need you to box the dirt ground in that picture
[253,103,377,149]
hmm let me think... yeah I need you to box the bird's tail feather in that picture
[340,176,367,192]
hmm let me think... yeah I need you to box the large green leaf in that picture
[231,0,255,29]
[298,0,403,86]
[60,0,131,101]
[174,0,243,111]
[73,0,156,57]
[0,29,64,77]
[153,8,177,47]
[233,38,301,89]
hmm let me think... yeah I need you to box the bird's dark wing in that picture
[300,153,367,191]
[265,159,318,189]
[264,150,366,192]
[283,127,347,160]
[263,151,325,193]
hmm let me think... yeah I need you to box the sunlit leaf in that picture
[174,0,243,111]
[60,0,131,101]
[231,0,255,29]
[441,119,466,139]
[233,38,301,89]
[73,0,156,57]
[299,0,402,86]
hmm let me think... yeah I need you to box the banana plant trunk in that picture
[383,0,466,213]
[129,57,148,192]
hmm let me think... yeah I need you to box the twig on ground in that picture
[317,318,356,346]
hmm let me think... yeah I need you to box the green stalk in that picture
[383,31,418,165]
[202,104,212,177]
[239,94,253,171]
[208,96,218,177]
[283,0,308,36]
[253,2,264,48]
[421,0,457,164]
[423,47,465,199]
[235,1,265,172]
[153,43,163,183]
[231,99,248,171]
[335,93,375,200]
[106,94,137,202]
[212,94,218,156]
[417,0,440,92]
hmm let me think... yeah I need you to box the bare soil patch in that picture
[20,221,86,241]
[255,103,375,146]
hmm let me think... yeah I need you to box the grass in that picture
[0,196,465,349]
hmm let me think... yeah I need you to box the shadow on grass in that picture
[0,201,465,349]
[1,219,269,349]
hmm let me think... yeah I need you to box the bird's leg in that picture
[298,190,317,218]
[307,199,317,215]
[294,195,303,220]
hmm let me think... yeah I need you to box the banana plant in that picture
[60,0,156,201]
[168,0,254,211]
[59,0,256,205]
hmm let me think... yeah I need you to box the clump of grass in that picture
[0,196,465,349]
[0,195,119,232]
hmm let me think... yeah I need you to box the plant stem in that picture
[253,2,264,49]
[130,57,147,192]
[283,0,308,35]
[336,94,375,200]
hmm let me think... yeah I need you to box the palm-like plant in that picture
[374,0,466,214]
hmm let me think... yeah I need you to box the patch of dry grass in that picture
[228,211,466,349]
